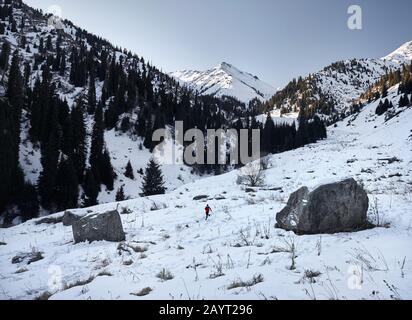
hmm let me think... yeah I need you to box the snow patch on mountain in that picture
[313,58,397,113]
[382,41,412,65]
[170,62,276,103]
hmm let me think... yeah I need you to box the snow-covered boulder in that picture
[276,179,369,234]
[72,210,126,244]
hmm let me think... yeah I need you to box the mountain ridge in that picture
[170,62,276,103]
[264,40,412,122]
[382,40,412,64]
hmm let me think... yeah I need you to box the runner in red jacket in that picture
[205,204,212,221]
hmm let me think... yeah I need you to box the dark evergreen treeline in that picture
[262,111,327,156]
[263,76,336,119]
[375,99,394,116]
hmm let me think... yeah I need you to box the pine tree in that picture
[83,169,99,208]
[10,20,17,33]
[0,99,20,211]
[55,156,79,211]
[38,37,44,53]
[376,99,391,116]
[23,62,30,86]
[89,103,115,190]
[381,84,388,98]
[99,149,115,191]
[59,100,72,156]
[71,102,87,182]
[262,113,275,154]
[46,35,53,51]
[295,105,310,147]
[87,67,97,115]
[90,104,104,182]
[59,50,66,76]
[104,99,120,129]
[399,94,409,108]
[38,106,61,210]
[141,158,166,197]
[124,160,134,180]
[143,116,154,151]
[0,41,11,70]
[7,50,24,110]
[18,182,40,221]
[116,185,125,202]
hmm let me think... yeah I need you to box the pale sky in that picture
[24,0,412,87]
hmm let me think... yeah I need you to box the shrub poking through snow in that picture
[156,268,174,281]
[209,257,225,279]
[63,275,96,291]
[12,249,44,265]
[123,259,134,266]
[97,270,113,277]
[15,267,28,274]
[35,291,53,300]
[227,274,264,290]
[131,287,153,297]
[304,270,322,283]
[369,197,390,228]
[236,162,266,187]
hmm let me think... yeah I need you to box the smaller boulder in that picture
[72,210,126,244]
[63,210,86,226]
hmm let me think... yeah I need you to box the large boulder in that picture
[72,210,126,243]
[276,178,369,234]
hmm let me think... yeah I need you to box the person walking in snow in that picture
[205,204,213,221]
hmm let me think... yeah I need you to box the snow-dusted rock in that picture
[276,178,369,234]
[63,210,87,227]
[72,210,126,243]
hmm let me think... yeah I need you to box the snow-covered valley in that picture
[1,86,411,300]
[1,0,412,302]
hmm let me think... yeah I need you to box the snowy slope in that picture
[1,85,411,300]
[170,62,276,103]
[383,41,412,65]
[312,58,397,113]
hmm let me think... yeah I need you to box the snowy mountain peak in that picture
[170,63,276,103]
[382,41,412,65]
[218,61,233,69]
